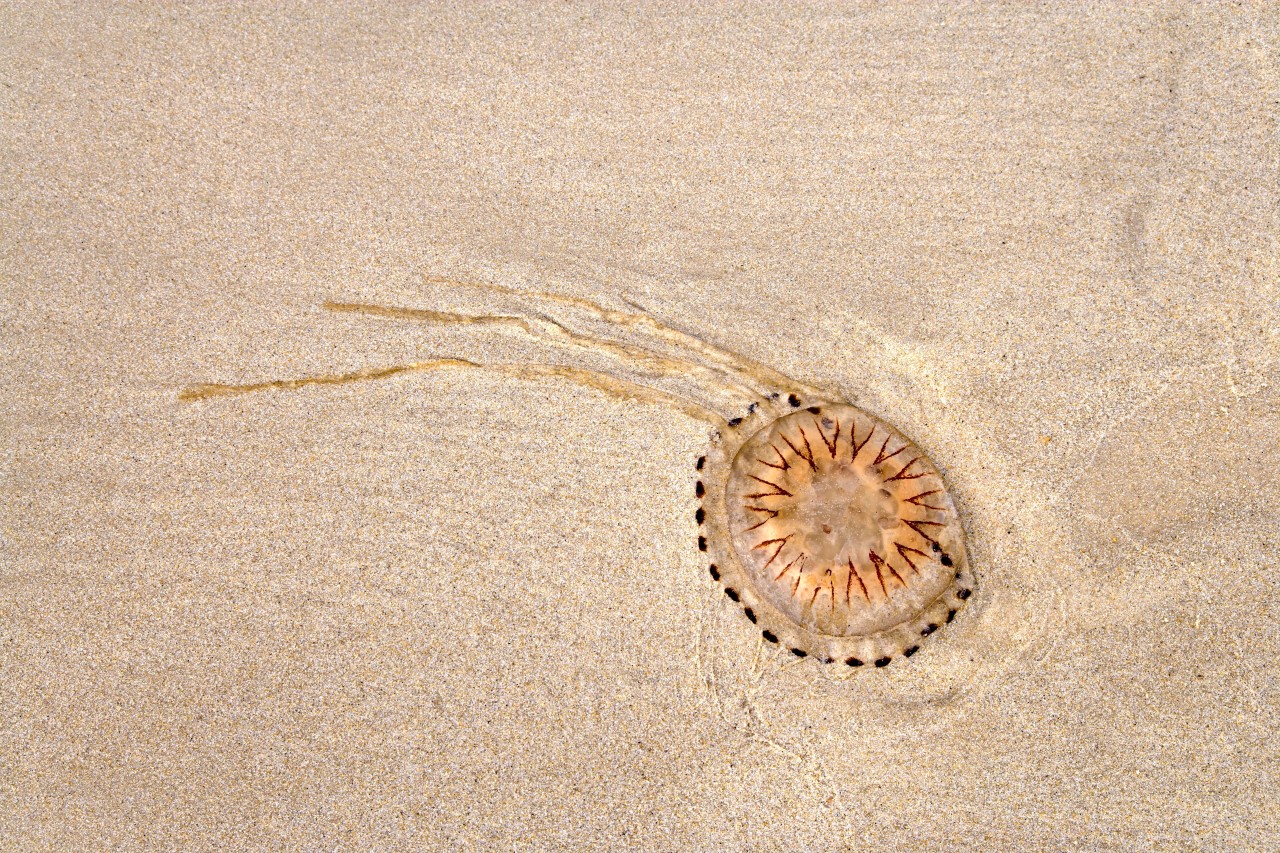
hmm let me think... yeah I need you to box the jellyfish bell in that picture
[703,401,971,665]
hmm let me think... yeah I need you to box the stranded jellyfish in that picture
[182,277,973,667]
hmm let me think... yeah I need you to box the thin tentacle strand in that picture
[180,357,730,428]
[322,299,768,409]
[421,274,829,401]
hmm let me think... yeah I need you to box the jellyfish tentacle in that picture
[323,300,764,408]
[421,275,828,401]
[178,358,478,401]
[180,275,825,429]
[618,295,828,399]
[502,363,729,427]
[178,357,731,427]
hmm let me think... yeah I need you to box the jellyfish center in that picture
[793,466,898,563]
[724,405,961,637]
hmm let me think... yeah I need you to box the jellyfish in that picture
[182,276,973,667]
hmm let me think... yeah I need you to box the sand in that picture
[2,3,1277,849]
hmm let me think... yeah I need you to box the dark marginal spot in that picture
[697,536,707,551]
[696,456,706,470]
[768,392,780,401]
[904,645,919,657]
[921,623,938,636]
[695,508,705,525]
[806,406,820,414]
[724,587,739,602]
[728,417,742,427]
[930,542,941,553]
[820,657,834,664]
[762,630,778,644]
[874,657,891,668]
[708,564,720,580]
[790,648,807,658]
[845,657,864,667]
[957,588,972,600]
[946,608,957,623]
[788,393,800,408]
[940,553,953,567]
[743,607,757,623]
[748,402,759,413]
[695,481,704,498]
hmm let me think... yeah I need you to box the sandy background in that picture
[3,2,1278,849]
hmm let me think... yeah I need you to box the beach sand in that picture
[2,3,1277,849]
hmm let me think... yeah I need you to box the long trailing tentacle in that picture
[179,275,825,431]
[178,357,730,428]
[322,299,767,407]
[420,274,829,400]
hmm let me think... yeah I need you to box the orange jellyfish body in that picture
[701,402,971,666]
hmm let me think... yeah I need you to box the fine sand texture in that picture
[3,4,1278,850]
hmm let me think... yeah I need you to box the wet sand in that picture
[3,4,1278,849]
